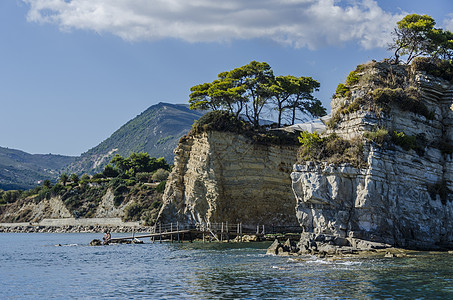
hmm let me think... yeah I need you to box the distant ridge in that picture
[65,102,205,174]
[0,102,204,189]
[0,147,76,190]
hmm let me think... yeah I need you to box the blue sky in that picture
[1,0,452,156]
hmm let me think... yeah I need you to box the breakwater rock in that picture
[0,217,148,233]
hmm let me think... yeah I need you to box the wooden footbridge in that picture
[109,222,301,243]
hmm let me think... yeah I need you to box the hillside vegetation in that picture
[0,147,76,190]
[66,102,205,175]
[0,152,170,225]
[1,102,203,191]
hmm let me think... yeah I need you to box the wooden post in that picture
[226,221,229,242]
[177,222,180,243]
[170,223,173,243]
[240,223,243,242]
[256,225,259,235]
[159,223,162,243]
[221,222,224,242]
[132,227,135,240]
[262,225,265,235]
[208,223,212,242]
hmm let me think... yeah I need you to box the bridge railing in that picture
[150,222,301,235]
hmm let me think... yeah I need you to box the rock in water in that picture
[89,239,103,246]
[266,239,280,255]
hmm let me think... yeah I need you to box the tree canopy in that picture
[389,14,453,63]
[109,152,170,177]
[189,61,326,128]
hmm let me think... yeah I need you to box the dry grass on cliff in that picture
[327,60,438,129]
[411,57,453,82]
[298,132,366,168]
[187,110,300,146]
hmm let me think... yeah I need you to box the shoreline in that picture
[0,224,150,233]
[0,217,149,233]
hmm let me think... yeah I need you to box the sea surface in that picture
[1,233,453,299]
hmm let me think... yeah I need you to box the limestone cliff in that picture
[292,60,453,251]
[158,131,300,227]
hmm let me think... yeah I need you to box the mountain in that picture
[0,147,76,190]
[66,102,205,174]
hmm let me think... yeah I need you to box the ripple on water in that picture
[1,233,453,299]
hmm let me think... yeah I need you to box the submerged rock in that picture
[89,239,103,246]
[266,238,299,256]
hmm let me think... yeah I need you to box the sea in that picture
[1,233,453,299]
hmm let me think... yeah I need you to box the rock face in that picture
[0,188,130,224]
[292,61,453,251]
[0,196,73,223]
[158,131,299,227]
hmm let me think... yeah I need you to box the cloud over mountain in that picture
[23,0,406,49]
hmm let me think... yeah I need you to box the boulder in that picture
[89,239,103,246]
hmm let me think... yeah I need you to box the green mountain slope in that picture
[66,102,205,174]
[0,147,76,190]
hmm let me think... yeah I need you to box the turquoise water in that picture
[1,233,453,299]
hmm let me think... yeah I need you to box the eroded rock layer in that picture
[293,62,453,251]
[159,131,299,227]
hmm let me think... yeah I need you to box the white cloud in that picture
[22,0,406,49]
[444,14,453,32]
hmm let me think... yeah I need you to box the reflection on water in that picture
[1,233,453,299]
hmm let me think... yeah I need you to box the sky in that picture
[1,0,452,156]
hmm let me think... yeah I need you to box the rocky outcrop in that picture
[0,196,73,223]
[158,131,299,227]
[0,188,131,224]
[292,61,453,251]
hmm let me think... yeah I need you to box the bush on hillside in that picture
[190,111,250,134]
[298,132,366,168]
[411,58,453,82]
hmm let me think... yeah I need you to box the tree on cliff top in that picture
[270,75,324,127]
[389,14,453,64]
[189,61,325,128]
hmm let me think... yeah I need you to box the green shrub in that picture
[156,181,167,193]
[250,130,299,146]
[298,132,365,168]
[391,131,417,151]
[123,202,144,222]
[114,184,128,196]
[152,169,170,182]
[298,131,323,149]
[346,71,359,86]
[136,172,153,183]
[92,173,106,180]
[355,64,365,73]
[2,190,21,204]
[191,110,249,134]
[363,128,389,145]
[411,57,453,82]
[125,178,136,186]
[51,183,66,196]
[371,87,433,120]
[108,177,124,188]
[113,195,124,207]
[335,83,350,98]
